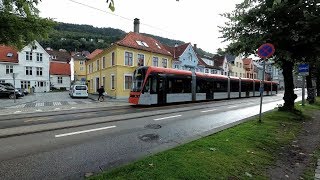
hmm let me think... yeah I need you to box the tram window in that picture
[196,79,207,93]
[255,82,260,91]
[214,79,228,92]
[230,80,239,92]
[167,78,191,93]
[150,77,157,94]
[241,81,252,92]
[143,78,150,93]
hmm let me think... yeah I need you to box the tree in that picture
[220,0,320,110]
[0,0,55,49]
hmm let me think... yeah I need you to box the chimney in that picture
[194,44,197,50]
[174,43,178,47]
[134,18,140,33]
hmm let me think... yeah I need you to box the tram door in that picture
[157,75,167,105]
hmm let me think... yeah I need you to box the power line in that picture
[68,0,174,34]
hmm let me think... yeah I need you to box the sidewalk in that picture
[88,93,128,102]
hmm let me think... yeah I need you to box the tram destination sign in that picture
[298,63,309,76]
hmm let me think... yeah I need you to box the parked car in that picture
[69,85,88,98]
[16,88,29,95]
[0,85,24,99]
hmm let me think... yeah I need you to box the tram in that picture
[129,66,278,105]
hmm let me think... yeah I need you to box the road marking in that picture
[228,106,238,108]
[71,107,76,109]
[53,102,62,106]
[14,111,22,113]
[55,125,116,138]
[154,115,182,121]
[201,109,217,113]
[24,117,51,122]
[35,102,44,107]
[35,109,43,112]
[68,101,77,105]
[54,108,61,111]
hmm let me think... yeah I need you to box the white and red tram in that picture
[129,66,278,105]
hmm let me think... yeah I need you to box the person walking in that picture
[97,86,105,102]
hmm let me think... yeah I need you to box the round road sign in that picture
[258,43,275,59]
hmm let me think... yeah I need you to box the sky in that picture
[38,0,243,54]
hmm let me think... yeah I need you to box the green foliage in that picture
[0,0,55,49]
[220,0,320,110]
[90,106,310,179]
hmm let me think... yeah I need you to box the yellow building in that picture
[229,55,246,78]
[71,52,87,82]
[86,31,173,99]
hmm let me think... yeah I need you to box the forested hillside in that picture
[39,22,213,57]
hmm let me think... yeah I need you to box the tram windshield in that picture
[132,68,146,92]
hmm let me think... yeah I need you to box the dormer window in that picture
[32,45,37,50]
[155,43,161,49]
[7,53,13,57]
[136,40,149,47]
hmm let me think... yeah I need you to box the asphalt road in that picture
[0,91,302,179]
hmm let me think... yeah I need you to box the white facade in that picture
[50,75,71,90]
[0,41,50,92]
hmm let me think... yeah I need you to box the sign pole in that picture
[257,43,275,123]
[259,60,266,122]
[302,75,305,106]
[13,73,16,103]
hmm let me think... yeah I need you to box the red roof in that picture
[163,43,190,60]
[50,62,71,75]
[0,45,18,63]
[212,55,225,67]
[243,58,252,65]
[87,49,103,60]
[115,32,172,56]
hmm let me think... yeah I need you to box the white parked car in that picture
[69,85,88,98]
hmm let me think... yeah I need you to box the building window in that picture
[162,58,168,68]
[236,62,239,67]
[80,61,84,65]
[152,57,158,67]
[36,53,43,62]
[240,73,242,77]
[235,72,238,77]
[36,67,43,76]
[21,81,30,89]
[137,54,144,66]
[80,67,84,71]
[205,69,209,73]
[25,66,32,75]
[240,63,242,68]
[0,80,5,83]
[88,65,91,73]
[97,59,100,70]
[125,52,133,66]
[102,76,105,87]
[111,75,115,89]
[37,81,45,87]
[102,56,106,69]
[6,65,13,74]
[26,52,32,61]
[111,52,115,66]
[58,77,63,84]
[124,75,132,90]
[211,69,215,74]
[188,53,192,61]
[174,65,179,69]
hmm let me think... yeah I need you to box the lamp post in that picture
[12,73,17,103]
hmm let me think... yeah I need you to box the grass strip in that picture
[91,100,320,180]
